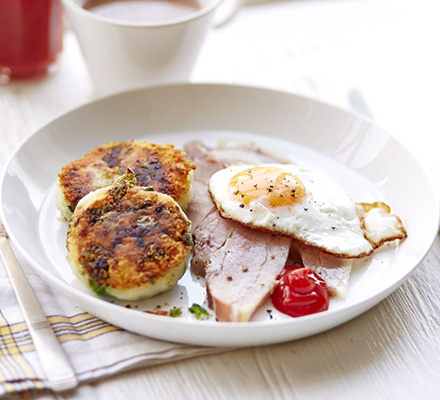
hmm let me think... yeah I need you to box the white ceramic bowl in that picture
[1,83,438,346]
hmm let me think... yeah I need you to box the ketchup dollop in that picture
[272,266,329,317]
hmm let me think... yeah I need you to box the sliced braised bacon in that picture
[292,241,353,298]
[184,141,223,235]
[184,141,291,321]
[206,228,290,322]
[184,140,358,320]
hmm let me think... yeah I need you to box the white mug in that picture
[62,0,223,95]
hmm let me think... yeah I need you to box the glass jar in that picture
[0,0,64,83]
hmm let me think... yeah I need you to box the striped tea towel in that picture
[0,246,225,397]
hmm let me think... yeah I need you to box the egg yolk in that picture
[230,166,306,208]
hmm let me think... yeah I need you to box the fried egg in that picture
[209,164,406,258]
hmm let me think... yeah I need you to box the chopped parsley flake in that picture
[169,307,182,317]
[89,280,107,296]
[189,303,210,320]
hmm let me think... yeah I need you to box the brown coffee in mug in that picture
[83,0,202,22]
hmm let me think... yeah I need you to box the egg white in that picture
[209,163,374,258]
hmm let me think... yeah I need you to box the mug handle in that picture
[214,0,259,28]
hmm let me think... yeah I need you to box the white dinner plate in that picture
[1,83,438,347]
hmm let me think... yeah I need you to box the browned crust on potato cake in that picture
[59,140,195,209]
[68,181,192,291]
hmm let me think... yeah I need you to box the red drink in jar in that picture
[0,0,63,82]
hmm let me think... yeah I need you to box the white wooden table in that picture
[1,0,440,398]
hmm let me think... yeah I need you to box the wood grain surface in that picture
[1,1,440,399]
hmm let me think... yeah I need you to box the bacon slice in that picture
[206,228,290,322]
[184,141,291,321]
[292,241,352,298]
[183,141,223,240]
